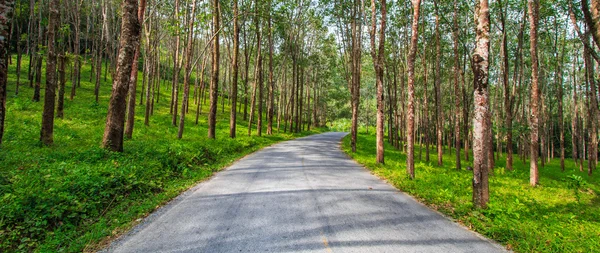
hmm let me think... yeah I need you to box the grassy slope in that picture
[0,56,325,252]
[343,133,599,253]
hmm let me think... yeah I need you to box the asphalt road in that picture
[105,132,507,253]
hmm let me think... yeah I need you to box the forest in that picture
[0,0,599,252]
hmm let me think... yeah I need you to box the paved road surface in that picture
[105,132,506,253]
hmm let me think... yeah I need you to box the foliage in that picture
[0,56,325,252]
[342,133,600,253]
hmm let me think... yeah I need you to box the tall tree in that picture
[452,0,461,170]
[125,0,147,139]
[0,0,15,146]
[171,0,181,126]
[102,0,140,152]
[433,0,443,166]
[207,0,220,139]
[370,0,386,164]
[266,0,274,135]
[39,0,59,145]
[472,0,490,208]
[350,0,361,152]
[528,0,540,186]
[178,0,198,139]
[406,0,421,179]
[230,0,239,138]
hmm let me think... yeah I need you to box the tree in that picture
[178,0,198,139]
[207,0,220,139]
[40,0,59,145]
[0,0,15,146]
[102,0,140,152]
[433,0,443,166]
[406,0,421,179]
[472,0,490,208]
[452,0,461,170]
[370,0,386,164]
[125,0,147,139]
[230,0,239,138]
[350,0,362,153]
[528,0,540,186]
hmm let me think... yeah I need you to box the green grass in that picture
[0,56,325,252]
[342,133,600,253]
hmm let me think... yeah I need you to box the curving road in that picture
[105,132,506,253]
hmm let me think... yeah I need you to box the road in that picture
[105,132,507,253]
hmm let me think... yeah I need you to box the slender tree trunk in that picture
[102,0,140,152]
[350,0,361,152]
[267,1,275,135]
[248,7,261,136]
[406,0,422,179]
[452,0,461,170]
[171,0,180,126]
[230,0,239,138]
[177,0,197,139]
[557,33,566,171]
[56,55,66,118]
[472,0,490,208]
[32,13,42,102]
[0,0,15,146]
[207,0,220,139]
[528,0,540,186]
[40,0,59,145]
[370,0,386,164]
[584,41,598,175]
[434,0,443,166]
[124,0,146,139]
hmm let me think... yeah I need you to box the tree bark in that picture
[406,0,422,179]
[171,0,181,126]
[528,0,540,186]
[267,0,275,135]
[207,0,220,139]
[125,0,146,139]
[452,0,461,170]
[102,0,140,152]
[0,0,14,146]
[472,0,490,208]
[370,0,386,164]
[434,0,443,166]
[177,0,197,139]
[350,0,361,152]
[230,0,239,138]
[40,0,59,145]
[56,55,66,118]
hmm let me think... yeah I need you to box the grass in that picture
[342,133,600,252]
[0,56,325,252]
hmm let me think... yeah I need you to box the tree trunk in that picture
[177,0,197,139]
[472,0,490,208]
[124,0,146,139]
[40,0,59,145]
[267,1,275,135]
[370,0,386,164]
[584,41,598,175]
[434,0,443,166]
[171,0,180,126]
[350,0,361,152]
[248,6,261,136]
[528,0,540,186]
[452,0,461,170]
[101,0,140,152]
[0,0,15,146]
[406,0,422,179]
[56,55,66,118]
[207,0,220,139]
[230,0,239,138]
